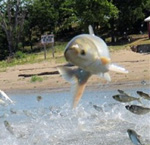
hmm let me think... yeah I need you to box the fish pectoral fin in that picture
[103,73,111,82]
[137,98,142,104]
[98,73,111,82]
[109,64,128,74]
[57,67,77,84]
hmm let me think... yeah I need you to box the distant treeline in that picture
[0,0,150,60]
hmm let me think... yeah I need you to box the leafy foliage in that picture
[0,0,149,60]
[15,51,26,59]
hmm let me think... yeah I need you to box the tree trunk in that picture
[29,29,33,51]
[110,18,115,43]
[0,0,26,57]
[7,36,14,56]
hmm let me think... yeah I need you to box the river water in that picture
[0,86,150,145]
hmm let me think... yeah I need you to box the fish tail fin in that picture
[72,82,87,108]
[57,67,91,108]
[109,64,128,74]
[137,97,142,104]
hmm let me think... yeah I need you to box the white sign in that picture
[41,34,54,44]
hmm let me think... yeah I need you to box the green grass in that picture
[109,45,126,51]
[0,67,7,72]
[30,75,43,82]
[0,35,149,69]
[108,34,150,52]
[0,54,39,68]
[0,42,67,69]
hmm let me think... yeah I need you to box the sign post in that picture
[41,34,55,59]
[144,16,150,39]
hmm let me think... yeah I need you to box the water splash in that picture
[0,89,149,145]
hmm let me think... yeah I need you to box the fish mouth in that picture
[127,129,132,133]
[136,91,142,95]
[64,48,79,61]
[112,95,116,99]
[125,105,130,110]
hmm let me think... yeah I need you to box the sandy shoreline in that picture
[0,49,150,93]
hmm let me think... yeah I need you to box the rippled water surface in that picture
[0,87,150,145]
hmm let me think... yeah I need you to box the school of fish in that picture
[0,26,149,145]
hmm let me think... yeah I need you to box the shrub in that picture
[15,51,26,59]
[30,75,43,82]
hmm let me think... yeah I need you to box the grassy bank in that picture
[0,34,149,71]
[0,42,67,70]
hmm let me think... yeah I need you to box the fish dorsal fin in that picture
[57,67,91,108]
[88,25,95,36]
[118,89,126,94]
[118,89,132,97]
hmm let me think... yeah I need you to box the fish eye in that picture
[80,50,85,55]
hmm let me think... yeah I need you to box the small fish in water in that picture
[137,91,150,100]
[37,95,42,102]
[125,105,150,115]
[0,113,9,118]
[112,94,141,103]
[58,25,128,108]
[23,110,33,117]
[0,98,6,106]
[117,89,125,94]
[127,129,143,145]
[141,80,147,85]
[93,105,103,112]
[10,108,17,114]
[4,120,14,135]
[0,90,14,104]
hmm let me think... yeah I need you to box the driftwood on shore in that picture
[18,71,59,77]
[18,63,74,78]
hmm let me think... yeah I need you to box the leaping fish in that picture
[127,129,143,145]
[137,91,150,101]
[58,25,128,108]
[4,120,14,135]
[112,89,142,103]
[125,105,150,115]
[0,90,14,104]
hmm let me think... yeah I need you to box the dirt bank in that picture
[0,49,149,92]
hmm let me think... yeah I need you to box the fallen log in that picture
[18,71,59,78]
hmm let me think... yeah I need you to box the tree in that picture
[55,0,78,30]
[24,0,60,50]
[74,0,119,33]
[27,0,59,35]
[0,27,7,60]
[0,0,28,57]
[113,0,148,35]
